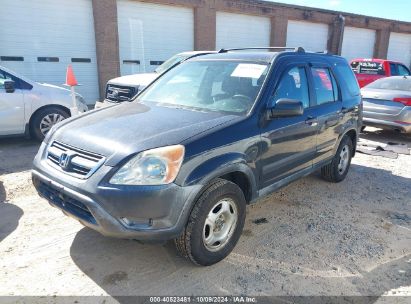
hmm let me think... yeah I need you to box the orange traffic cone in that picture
[65,65,78,87]
[64,65,80,116]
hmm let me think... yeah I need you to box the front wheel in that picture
[320,136,353,183]
[30,107,70,141]
[175,179,246,266]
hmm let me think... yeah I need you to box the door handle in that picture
[305,116,318,127]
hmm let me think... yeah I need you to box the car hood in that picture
[107,73,158,87]
[50,102,240,166]
[361,87,411,100]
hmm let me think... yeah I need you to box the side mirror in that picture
[267,98,304,119]
[4,80,15,93]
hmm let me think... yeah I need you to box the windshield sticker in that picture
[231,64,266,79]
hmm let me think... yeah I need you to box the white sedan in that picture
[0,65,88,140]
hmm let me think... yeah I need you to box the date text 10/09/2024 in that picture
[149,297,257,303]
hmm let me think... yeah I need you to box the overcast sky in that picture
[268,0,411,22]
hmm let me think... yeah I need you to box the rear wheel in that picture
[30,107,69,141]
[175,179,246,266]
[321,136,353,183]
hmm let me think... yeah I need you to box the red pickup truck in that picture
[350,58,411,88]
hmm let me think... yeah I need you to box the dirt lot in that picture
[0,128,410,300]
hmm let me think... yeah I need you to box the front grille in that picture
[36,180,97,225]
[105,84,137,103]
[46,141,105,179]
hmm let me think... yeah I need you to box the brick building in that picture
[1,0,411,104]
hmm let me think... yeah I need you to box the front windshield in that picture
[138,60,269,115]
[154,54,188,74]
[366,77,411,91]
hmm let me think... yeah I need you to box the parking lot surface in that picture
[0,128,410,299]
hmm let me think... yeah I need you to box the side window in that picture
[398,64,410,76]
[390,63,399,76]
[273,66,310,108]
[0,69,29,90]
[311,67,338,105]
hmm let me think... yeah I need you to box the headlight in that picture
[109,145,185,185]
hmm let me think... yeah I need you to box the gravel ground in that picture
[0,128,410,301]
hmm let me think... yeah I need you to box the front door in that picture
[0,69,25,136]
[259,64,318,189]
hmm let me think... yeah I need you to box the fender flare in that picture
[181,153,258,201]
[332,126,358,156]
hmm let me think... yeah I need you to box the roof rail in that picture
[218,47,305,53]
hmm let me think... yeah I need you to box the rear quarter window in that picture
[335,63,360,96]
[396,64,410,76]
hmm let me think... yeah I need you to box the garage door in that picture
[388,32,411,68]
[286,21,329,52]
[341,27,376,62]
[216,12,270,49]
[117,0,194,75]
[0,0,99,104]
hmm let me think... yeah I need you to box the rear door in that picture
[308,63,343,164]
[259,60,318,189]
[0,69,25,135]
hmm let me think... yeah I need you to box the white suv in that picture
[0,65,88,140]
[95,51,215,109]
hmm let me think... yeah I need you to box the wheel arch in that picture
[29,104,71,130]
[344,129,357,156]
[218,171,254,203]
[334,127,357,157]
[181,154,258,204]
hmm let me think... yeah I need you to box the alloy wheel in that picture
[39,113,65,136]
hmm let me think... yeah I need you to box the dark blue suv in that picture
[32,47,362,266]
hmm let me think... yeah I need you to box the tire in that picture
[321,136,353,183]
[30,107,70,141]
[175,178,246,266]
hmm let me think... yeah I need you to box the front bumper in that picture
[32,154,201,241]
